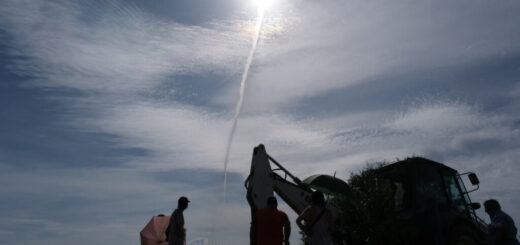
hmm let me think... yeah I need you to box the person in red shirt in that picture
[254,196,291,245]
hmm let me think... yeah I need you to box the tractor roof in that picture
[375,157,457,178]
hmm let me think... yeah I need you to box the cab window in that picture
[415,164,447,206]
[443,175,468,213]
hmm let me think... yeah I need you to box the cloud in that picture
[228,0,520,111]
[0,0,250,94]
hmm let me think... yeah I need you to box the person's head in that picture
[484,199,501,215]
[311,191,325,206]
[266,196,278,208]
[178,196,190,210]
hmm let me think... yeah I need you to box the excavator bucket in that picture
[302,174,352,199]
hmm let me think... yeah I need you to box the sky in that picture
[1,0,520,244]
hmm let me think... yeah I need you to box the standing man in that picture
[166,196,190,245]
[484,199,520,245]
[254,196,291,245]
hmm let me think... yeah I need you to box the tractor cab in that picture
[375,157,487,245]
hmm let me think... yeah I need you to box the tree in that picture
[333,163,416,245]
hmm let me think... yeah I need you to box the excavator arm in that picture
[245,144,353,245]
[245,144,313,215]
[245,145,314,245]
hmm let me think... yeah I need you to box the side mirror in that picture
[468,173,480,185]
[470,202,481,210]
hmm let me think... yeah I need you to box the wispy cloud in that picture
[238,0,520,110]
[0,0,250,94]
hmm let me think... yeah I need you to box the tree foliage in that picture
[333,163,416,245]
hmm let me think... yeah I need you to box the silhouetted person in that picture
[254,196,291,245]
[166,196,189,245]
[296,191,334,245]
[484,199,520,245]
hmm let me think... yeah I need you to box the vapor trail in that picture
[223,9,265,200]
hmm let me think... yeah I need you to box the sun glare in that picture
[252,0,277,10]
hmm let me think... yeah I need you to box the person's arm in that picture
[174,212,185,237]
[326,210,335,234]
[487,226,501,245]
[251,214,257,245]
[283,214,291,245]
[296,207,311,236]
[488,215,505,245]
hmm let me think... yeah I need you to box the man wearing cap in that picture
[254,196,291,245]
[166,196,190,245]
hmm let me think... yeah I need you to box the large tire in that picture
[449,225,479,245]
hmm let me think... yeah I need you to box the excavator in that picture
[245,144,488,245]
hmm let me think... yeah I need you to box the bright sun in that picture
[252,0,277,10]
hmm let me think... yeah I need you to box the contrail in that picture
[223,9,265,201]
